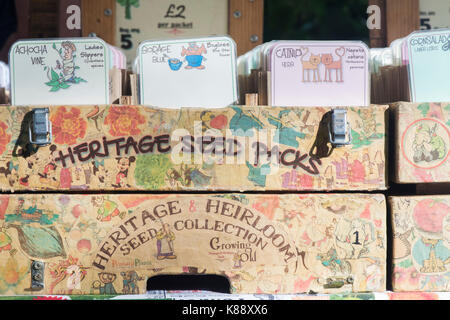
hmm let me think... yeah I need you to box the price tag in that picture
[420,0,450,30]
[9,38,110,105]
[116,0,228,69]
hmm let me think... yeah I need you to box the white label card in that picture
[269,41,369,107]
[138,37,238,108]
[9,38,110,105]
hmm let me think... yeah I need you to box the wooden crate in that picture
[0,104,387,192]
[390,195,450,291]
[392,101,450,184]
[0,193,386,295]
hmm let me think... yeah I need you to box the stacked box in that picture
[0,193,386,295]
[392,101,450,184]
[0,104,389,296]
[0,105,387,192]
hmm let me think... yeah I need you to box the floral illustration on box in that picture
[104,105,146,137]
[134,154,173,189]
[0,249,29,294]
[50,107,87,145]
[48,256,88,295]
[402,119,449,170]
[44,41,86,92]
[393,197,450,291]
[0,121,11,155]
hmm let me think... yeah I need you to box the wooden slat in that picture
[228,0,264,56]
[386,0,419,45]
[81,0,115,44]
[368,0,386,48]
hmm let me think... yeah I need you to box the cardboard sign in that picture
[265,41,370,107]
[0,104,387,192]
[137,36,238,108]
[115,0,228,69]
[392,101,450,183]
[406,29,450,102]
[390,195,450,292]
[0,193,386,295]
[9,38,111,105]
[420,0,450,30]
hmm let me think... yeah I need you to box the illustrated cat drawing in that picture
[301,47,321,82]
[321,47,345,82]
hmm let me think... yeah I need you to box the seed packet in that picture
[9,37,111,105]
[137,36,238,108]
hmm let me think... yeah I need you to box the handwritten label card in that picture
[9,38,110,105]
[407,29,450,102]
[269,41,369,107]
[138,36,238,108]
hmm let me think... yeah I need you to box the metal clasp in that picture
[31,260,45,290]
[328,108,351,147]
[29,108,52,146]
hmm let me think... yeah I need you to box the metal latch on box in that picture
[31,260,45,290]
[28,108,52,146]
[328,109,351,146]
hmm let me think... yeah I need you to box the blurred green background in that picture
[264,0,370,44]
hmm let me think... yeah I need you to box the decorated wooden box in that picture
[392,101,450,183]
[390,195,450,291]
[0,193,386,295]
[0,104,387,192]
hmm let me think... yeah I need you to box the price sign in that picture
[115,0,228,69]
[419,0,450,30]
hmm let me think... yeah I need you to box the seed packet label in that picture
[407,29,450,103]
[138,37,238,108]
[269,41,369,107]
[9,38,110,105]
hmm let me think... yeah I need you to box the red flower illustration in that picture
[0,121,11,155]
[51,107,87,145]
[104,106,146,137]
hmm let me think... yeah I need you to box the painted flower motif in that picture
[51,107,87,145]
[0,121,11,155]
[388,292,438,300]
[104,106,146,137]
[393,265,421,287]
[252,195,279,220]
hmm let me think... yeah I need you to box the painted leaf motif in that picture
[11,225,66,260]
[45,80,59,87]
[417,103,430,117]
[50,68,59,81]
[59,82,70,89]
[397,258,413,268]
